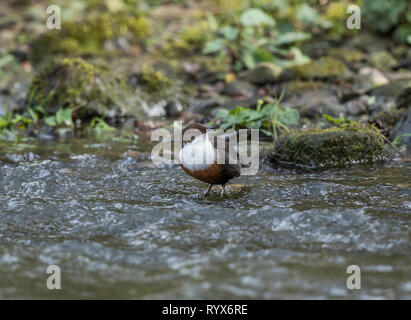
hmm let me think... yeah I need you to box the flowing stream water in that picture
[0,139,410,299]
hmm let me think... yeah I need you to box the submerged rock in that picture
[265,126,385,168]
[27,58,136,120]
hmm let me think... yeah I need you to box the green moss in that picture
[324,2,351,38]
[330,48,365,63]
[28,58,131,120]
[369,51,397,70]
[291,56,348,80]
[163,21,209,56]
[268,126,386,168]
[30,9,148,63]
[137,65,173,94]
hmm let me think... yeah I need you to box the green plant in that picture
[203,8,311,70]
[0,112,33,141]
[393,133,411,148]
[44,108,73,128]
[84,117,115,137]
[322,114,357,128]
[215,96,299,141]
[363,0,408,34]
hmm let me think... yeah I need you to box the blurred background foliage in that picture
[0,0,410,141]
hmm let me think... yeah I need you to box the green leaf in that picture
[219,26,238,41]
[322,114,334,123]
[206,12,218,31]
[215,108,230,118]
[240,8,275,27]
[274,32,311,46]
[260,128,273,136]
[62,108,73,126]
[277,107,299,125]
[242,51,257,69]
[250,47,277,64]
[28,108,38,122]
[44,116,57,127]
[275,47,310,68]
[55,108,72,126]
[393,133,411,146]
[296,4,319,26]
[203,38,226,54]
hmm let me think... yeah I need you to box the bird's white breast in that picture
[179,134,216,171]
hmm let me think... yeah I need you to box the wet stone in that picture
[222,81,257,98]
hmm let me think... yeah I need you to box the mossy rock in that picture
[134,65,173,95]
[330,48,365,63]
[163,21,209,56]
[290,56,349,80]
[30,8,148,64]
[241,62,284,85]
[266,126,385,168]
[369,51,397,70]
[27,58,135,120]
[325,2,353,38]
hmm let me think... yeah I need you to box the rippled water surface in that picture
[0,139,410,299]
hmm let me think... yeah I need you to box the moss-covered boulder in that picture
[163,21,209,56]
[329,48,365,63]
[30,8,148,63]
[265,126,385,168]
[290,56,350,80]
[369,51,397,70]
[132,65,173,95]
[27,58,134,120]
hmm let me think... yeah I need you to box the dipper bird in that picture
[178,122,241,197]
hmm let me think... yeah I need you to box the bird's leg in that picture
[204,184,213,197]
[220,184,226,198]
